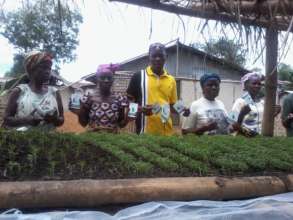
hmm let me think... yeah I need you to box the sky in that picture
[1,0,293,82]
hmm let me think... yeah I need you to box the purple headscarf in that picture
[96,64,120,77]
[241,72,261,89]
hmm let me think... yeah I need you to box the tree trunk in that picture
[262,27,278,136]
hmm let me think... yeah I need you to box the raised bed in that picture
[0,130,293,208]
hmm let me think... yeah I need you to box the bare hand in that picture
[80,94,93,109]
[142,105,153,116]
[182,108,190,117]
[44,111,59,124]
[287,113,293,121]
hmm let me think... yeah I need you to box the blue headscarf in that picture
[200,73,221,87]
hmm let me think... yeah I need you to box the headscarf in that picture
[23,51,53,75]
[149,43,167,56]
[200,73,221,87]
[241,72,261,89]
[96,63,120,77]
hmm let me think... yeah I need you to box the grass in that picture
[0,129,293,180]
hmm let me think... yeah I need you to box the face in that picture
[245,77,261,97]
[30,61,52,85]
[149,49,166,73]
[202,79,220,101]
[96,71,114,91]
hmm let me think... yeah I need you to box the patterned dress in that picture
[80,92,128,132]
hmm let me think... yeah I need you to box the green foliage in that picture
[4,54,25,77]
[193,37,247,67]
[278,63,293,90]
[1,0,83,77]
[1,130,293,180]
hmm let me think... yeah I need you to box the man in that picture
[182,73,229,135]
[281,93,293,137]
[127,43,183,135]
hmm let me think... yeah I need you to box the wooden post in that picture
[176,38,179,77]
[262,27,278,136]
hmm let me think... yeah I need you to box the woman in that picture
[232,72,279,136]
[182,73,229,135]
[3,51,64,130]
[78,64,129,133]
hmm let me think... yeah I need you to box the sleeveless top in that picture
[14,84,59,130]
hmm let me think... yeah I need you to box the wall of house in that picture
[120,50,243,81]
[120,58,149,73]
[59,87,73,112]
[179,79,242,118]
[167,50,243,80]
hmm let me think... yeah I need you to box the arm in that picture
[43,91,64,127]
[237,105,251,124]
[117,95,129,128]
[282,97,293,128]
[53,91,64,126]
[182,122,218,135]
[78,102,90,127]
[169,78,178,114]
[126,72,140,103]
[181,104,217,135]
[3,88,41,127]
[231,98,249,128]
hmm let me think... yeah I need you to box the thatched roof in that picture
[110,0,293,32]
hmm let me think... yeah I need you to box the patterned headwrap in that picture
[23,51,53,75]
[96,64,120,77]
[200,73,221,87]
[241,72,261,89]
[149,43,167,56]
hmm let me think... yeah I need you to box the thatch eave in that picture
[110,0,293,32]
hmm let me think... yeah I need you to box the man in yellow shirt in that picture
[127,43,187,135]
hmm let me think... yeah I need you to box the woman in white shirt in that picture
[182,73,229,135]
[231,72,279,136]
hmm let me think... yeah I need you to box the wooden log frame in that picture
[110,0,293,32]
[0,175,293,209]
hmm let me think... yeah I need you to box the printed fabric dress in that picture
[80,92,129,132]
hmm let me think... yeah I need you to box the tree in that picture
[193,38,248,68]
[0,0,83,77]
[278,63,293,82]
[4,54,25,78]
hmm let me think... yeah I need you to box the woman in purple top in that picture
[78,64,129,133]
